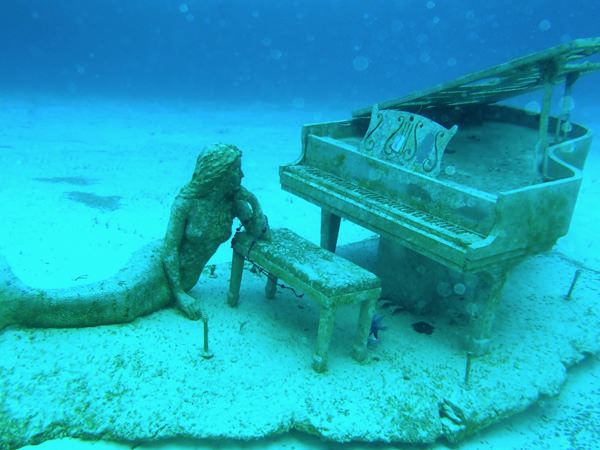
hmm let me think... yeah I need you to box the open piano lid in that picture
[352,37,600,117]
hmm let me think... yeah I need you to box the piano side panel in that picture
[485,127,591,256]
[545,130,593,177]
[491,176,583,257]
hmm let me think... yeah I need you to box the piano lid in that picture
[353,37,600,117]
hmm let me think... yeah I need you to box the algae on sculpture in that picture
[0,143,269,328]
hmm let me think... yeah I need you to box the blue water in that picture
[2,2,600,450]
[2,0,599,106]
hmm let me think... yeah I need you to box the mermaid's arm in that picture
[162,197,203,319]
[162,197,187,293]
[234,186,270,238]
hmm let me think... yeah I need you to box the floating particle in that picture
[538,19,551,32]
[392,20,404,32]
[436,281,452,297]
[453,283,467,295]
[525,101,541,113]
[352,55,369,72]
[561,122,573,134]
[559,95,575,111]
[465,302,479,317]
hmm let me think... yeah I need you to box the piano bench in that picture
[227,227,381,373]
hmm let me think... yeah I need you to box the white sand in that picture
[2,93,599,450]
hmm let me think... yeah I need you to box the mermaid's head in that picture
[181,143,243,198]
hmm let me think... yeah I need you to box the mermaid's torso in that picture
[178,197,235,289]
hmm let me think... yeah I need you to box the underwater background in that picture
[1,1,600,450]
[1,0,599,106]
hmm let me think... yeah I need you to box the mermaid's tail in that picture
[0,253,27,329]
[0,241,173,329]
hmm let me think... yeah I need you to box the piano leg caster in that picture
[351,346,368,363]
[312,355,327,373]
[466,337,492,356]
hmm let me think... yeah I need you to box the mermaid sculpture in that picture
[0,143,269,328]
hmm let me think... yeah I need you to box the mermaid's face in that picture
[220,158,244,194]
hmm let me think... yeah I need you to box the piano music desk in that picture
[227,228,381,373]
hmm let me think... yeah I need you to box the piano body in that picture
[280,38,600,354]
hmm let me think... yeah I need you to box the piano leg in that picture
[320,209,341,252]
[467,267,508,355]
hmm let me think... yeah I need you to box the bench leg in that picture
[320,210,341,252]
[312,306,336,373]
[352,296,377,363]
[227,250,245,307]
[265,275,278,299]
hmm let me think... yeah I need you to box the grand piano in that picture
[280,38,600,354]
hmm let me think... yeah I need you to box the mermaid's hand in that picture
[246,213,271,240]
[176,292,203,320]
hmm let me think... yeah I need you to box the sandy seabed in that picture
[0,93,599,450]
